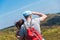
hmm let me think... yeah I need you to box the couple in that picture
[15,11,47,40]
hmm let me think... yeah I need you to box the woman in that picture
[15,19,24,40]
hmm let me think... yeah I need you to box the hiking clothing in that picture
[19,18,42,37]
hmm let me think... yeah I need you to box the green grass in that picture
[0,26,60,40]
[0,27,17,40]
[42,26,60,40]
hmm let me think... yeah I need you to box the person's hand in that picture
[16,36,20,39]
[32,12,47,21]
[32,12,40,15]
[32,12,37,15]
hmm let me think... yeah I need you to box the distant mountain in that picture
[57,13,60,14]
[41,13,60,26]
[1,13,60,30]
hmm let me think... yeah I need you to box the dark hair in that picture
[15,19,24,30]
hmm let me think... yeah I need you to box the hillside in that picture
[0,14,60,40]
[0,26,17,40]
[41,14,60,26]
[0,26,60,40]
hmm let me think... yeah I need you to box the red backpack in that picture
[25,27,42,40]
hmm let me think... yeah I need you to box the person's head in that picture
[15,19,24,30]
[23,11,32,20]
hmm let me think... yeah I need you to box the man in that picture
[19,11,47,40]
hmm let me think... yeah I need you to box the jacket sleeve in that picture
[19,25,26,37]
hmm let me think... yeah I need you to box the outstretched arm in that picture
[32,12,47,21]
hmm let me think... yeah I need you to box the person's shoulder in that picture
[21,22,26,28]
[21,25,24,28]
[32,18,40,23]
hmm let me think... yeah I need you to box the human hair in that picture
[15,19,24,30]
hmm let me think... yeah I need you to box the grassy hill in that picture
[0,13,60,40]
[41,13,60,26]
[0,26,17,40]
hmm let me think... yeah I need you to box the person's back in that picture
[24,19,42,40]
[19,11,47,40]
[24,18,41,34]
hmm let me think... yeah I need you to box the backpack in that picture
[24,19,42,40]
[25,27,42,40]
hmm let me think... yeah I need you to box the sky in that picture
[0,0,60,29]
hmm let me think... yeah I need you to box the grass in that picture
[42,26,60,40]
[0,27,17,40]
[0,26,60,40]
